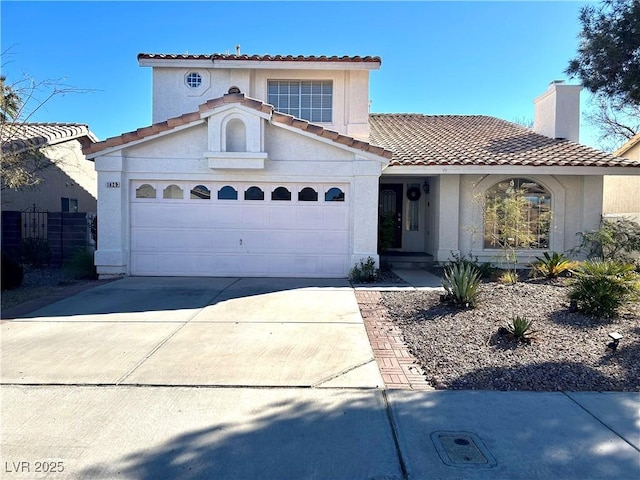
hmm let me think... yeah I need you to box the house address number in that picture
[106,181,121,188]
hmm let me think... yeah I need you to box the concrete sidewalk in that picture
[1,277,639,479]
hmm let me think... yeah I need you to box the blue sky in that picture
[2,1,604,148]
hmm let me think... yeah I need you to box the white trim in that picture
[382,165,640,176]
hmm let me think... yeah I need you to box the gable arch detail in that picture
[470,174,566,254]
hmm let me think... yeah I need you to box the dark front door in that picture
[379,184,403,249]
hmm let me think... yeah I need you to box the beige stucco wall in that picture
[150,67,371,141]
[1,139,97,212]
[441,174,604,265]
[603,141,640,221]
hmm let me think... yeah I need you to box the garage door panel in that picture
[132,229,159,250]
[243,207,270,228]
[323,208,349,230]
[295,207,324,230]
[131,183,350,277]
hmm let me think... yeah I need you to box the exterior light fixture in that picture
[607,331,622,351]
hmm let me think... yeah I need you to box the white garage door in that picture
[130,182,350,277]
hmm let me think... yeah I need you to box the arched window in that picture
[190,185,210,200]
[325,187,345,202]
[484,178,551,249]
[271,186,291,201]
[163,184,184,199]
[217,186,238,200]
[298,187,318,202]
[136,184,156,199]
[244,186,264,201]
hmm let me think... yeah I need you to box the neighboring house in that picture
[1,123,98,212]
[603,132,640,222]
[84,53,640,278]
[1,123,98,263]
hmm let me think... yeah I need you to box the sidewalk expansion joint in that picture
[562,391,640,453]
[310,358,378,388]
[382,389,409,480]
[1,382,382,390]
[114,278,244,385]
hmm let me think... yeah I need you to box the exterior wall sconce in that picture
[422,181,430,194]
[607,331,622,351]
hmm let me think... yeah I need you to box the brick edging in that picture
[355,290,432,390]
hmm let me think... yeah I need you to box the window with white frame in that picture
[186,72,202,88]
[267,80,332,122]
[484,178,551,249]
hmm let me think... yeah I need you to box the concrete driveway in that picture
[1,277,382,388]
[2,277,639,479]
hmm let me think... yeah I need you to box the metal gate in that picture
[21,205,49,266]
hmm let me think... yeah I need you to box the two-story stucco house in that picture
[84,53,640,278]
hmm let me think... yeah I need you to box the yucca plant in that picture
[569,260,640,318]
[531,252,578,279]
[441,262,481,308]
[506,315,537,342]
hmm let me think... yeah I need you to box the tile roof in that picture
[369,114,638,168]
[1,123,97,154]
[83,93,393,159]
[137,53,381,64]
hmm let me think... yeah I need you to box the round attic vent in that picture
[228,86,241,94]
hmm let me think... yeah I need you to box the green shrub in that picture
[448,252,495,279]
[441,262,481,308]
[530,252,578,279]
[1,253,24,290]
[575,218,640,262]
[63,248,97,280]
[569,260,640,318]
[349,256,378,283]
[21,238,50,267]
[506,315,536,342]
[378,212,395,253]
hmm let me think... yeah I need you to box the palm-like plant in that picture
[569,260,640,318]
[531,252,578,279]
[0,76,21,123]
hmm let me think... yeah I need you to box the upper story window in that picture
[484,178,551,250]
[186,72,202,88]
[267,80,332,123]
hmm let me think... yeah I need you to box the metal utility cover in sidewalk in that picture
[431,431,497,468]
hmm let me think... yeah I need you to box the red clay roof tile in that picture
[82,93,392,159]
[369,114,636,168]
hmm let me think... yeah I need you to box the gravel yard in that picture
[381,279,640,392]
[1,267,93,312]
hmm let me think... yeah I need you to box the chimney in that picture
[533,81,582,143]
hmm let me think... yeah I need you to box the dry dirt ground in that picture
[381,278,640,392]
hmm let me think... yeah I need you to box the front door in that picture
[379,184,403,249]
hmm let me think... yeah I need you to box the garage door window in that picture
[218,186,238,200]
[325,187,345,202]
[163,184,184,199]
[136,184,156,199]
[272,187,291,201]
[245,186,264,201]
[298,187,318,202]
[191,185,210,200]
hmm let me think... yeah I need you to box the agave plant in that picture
[531,251,578,279]
[441,262,481,308]
[506,315,537,342]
